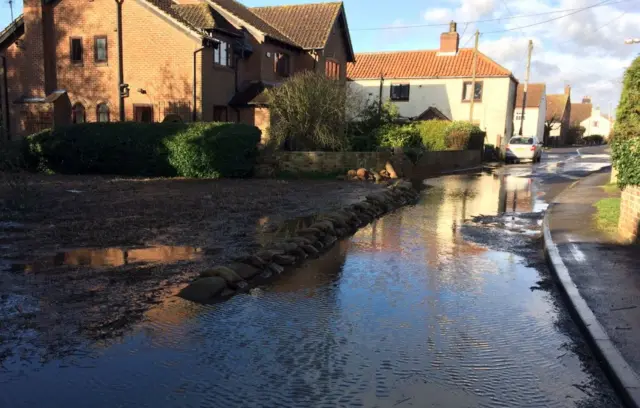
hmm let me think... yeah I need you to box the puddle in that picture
[9,245,202,272]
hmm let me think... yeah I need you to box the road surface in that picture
[0,146,619,408]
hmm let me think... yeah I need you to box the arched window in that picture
[97,103,110,122]
[72,103,85,124]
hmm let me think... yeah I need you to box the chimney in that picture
[582,96,592,104]
[439,21,459,54]
[22,0,56,95]
[564,84,571,96]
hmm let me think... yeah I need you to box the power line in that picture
[482,0,621,34]
[556,10,627,46]
[498,0,526,37]
[351,0,629,32]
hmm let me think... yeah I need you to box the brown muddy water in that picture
[0,170,621,407]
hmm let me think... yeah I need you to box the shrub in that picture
[23,122,260,178]
[611,137,640,188]
[267,71,361,151]
[444,121,483,150]
[583,135,604,145]
[614,55,640,142]
[375,124,422,148]
[166,123,260,178]
[414,120,448,151]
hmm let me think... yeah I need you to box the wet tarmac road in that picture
[0,147,619,408]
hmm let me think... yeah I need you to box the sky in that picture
[1,0,638,115]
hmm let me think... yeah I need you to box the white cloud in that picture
[419,0,639,112]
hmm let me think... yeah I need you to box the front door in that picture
[134,105,153,123]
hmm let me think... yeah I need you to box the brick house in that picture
[347,22,519,148]
[0,0,354,140]
[544,85,572,146]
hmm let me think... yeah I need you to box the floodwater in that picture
[0,170,620,407]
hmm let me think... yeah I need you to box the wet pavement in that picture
[0,147,619,407]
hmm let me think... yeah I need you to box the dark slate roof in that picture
[229,80,278,106]
[0,15,24,50]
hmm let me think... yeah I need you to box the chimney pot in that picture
[582,96,591,104]
[450,21,457,33]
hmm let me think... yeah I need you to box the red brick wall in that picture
[619,185,640,242]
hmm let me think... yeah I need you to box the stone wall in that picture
[619,185,640,242]
[260,149,482,179]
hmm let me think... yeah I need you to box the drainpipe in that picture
[1,56,10,140]
[193,47,205,122]
[116,0,125,121]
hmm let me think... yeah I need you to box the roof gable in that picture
[347,49,513,79]
[205,0,298,47]
[249,2,353,60]
[570,103,592,125]
[546,94,569,121]
[0,15,24,50]
[515,83,545,108]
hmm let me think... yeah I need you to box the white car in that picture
[505,136,543,163]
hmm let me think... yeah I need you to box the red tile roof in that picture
[570,103,592,125]
[546,94,569,121]
[515,83,545,108]
[347,49,512,79]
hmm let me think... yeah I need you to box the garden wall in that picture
[619,185,640,242]
[259,149,482,179]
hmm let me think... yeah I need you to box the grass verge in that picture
[601,183,620,195]
[593,197,621,236]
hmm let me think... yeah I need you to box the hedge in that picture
[22,122,260,178]
[611,137,640,188]
[414,121,448,151]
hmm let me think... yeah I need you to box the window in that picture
[274,52,290,77]
[593,120,599,128]
[72,103,85,124]
[97,103,110,122]
[213,106,228,122]
[94,36,107,63]
[390,84,410,101]
[70,37,83,64]
[462,81,483,102]
[214,40,233,67]
[134,105,153,123]
[515,112,525,121]
[325,59,340,80]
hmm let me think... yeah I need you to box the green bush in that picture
[611,137,640,188]
[444,121,483,150]
[22,122,260,178]
[166,122,260,178]
[414,120,448,151]
[375,124,422,148]
[614,55,640,142]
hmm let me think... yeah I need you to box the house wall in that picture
[201,32,237,122]
[322,17,348,82]
[581,108,612,138]
[513,108,542,139]
[351,76,515,145]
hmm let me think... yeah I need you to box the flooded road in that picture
[0,147,618,407]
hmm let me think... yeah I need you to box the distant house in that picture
[571,97,613,139]
[513,83,546,141]
[347,22,518,148]
[545,86,572,146]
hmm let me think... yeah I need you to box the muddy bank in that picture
[0,174,384,364]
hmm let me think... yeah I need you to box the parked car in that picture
[505,136,543,163]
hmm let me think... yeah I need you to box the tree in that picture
[267,71,360,151]
[614,55,640,141]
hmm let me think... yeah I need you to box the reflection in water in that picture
[0,173,618,408]
[14,246,202,272]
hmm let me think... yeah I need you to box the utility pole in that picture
[378,72,384,124]
[469,30,480,122]
[518,39,533,136]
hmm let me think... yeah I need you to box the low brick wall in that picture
[260,149,482,179]
[619,185,640,242]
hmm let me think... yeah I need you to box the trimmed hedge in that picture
[415,121,448,151]
[22,122,260,178]
[375,124,422,148]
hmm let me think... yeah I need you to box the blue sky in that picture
[2,0,639,113]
